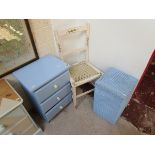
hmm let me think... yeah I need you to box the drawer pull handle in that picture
[57,97,61,101]
[53,85,58,89]
[59,106,63,109]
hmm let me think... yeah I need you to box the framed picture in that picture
[0,19,38,77]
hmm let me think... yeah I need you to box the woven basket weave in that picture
[69,62,99,82]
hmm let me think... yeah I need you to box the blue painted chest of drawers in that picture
[13,55,72,122]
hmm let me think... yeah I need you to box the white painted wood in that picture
[0,98,20,118]
[0,79,23,118]
[55,24,101,108]
[57,25,88,37]
[76,89,94,98]
[0,80,42,135]
[74,74,101,87]
[62,47,87,57]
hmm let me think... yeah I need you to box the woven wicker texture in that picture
[93,68,138,124]
[69,62,99,82]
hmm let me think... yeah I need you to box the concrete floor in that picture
[33,94,142,135]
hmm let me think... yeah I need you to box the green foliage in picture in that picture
[0,20,26,63]
[0,19,38,77]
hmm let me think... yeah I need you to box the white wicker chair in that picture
[55,24,101,108]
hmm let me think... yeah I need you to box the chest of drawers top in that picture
[13,55,69,92]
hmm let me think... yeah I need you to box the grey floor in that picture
[33,94,142,135]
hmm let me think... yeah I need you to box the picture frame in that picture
[0,19,38,78]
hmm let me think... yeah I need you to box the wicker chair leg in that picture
[72,86,77,108]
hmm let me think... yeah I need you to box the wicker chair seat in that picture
[69,62,100,83]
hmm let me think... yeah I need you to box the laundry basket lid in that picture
[95,67,138,98]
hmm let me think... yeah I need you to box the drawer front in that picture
[2,116,33,135]
[45,93,72,121]
[10,116,32,135]
[34,71,70,103]
[22,124,38,135]
[41,83,71,113]
[0,107,27,134]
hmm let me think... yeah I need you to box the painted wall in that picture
[52,19,155,79]
[29,19,55,57]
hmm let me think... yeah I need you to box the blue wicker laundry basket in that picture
[93,68,138,124]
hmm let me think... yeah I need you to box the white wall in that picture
[52,19,155,79]
[29,19,55,57]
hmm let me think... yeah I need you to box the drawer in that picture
[9,116,34,135]
[45,93,72,121]
[41,83,71,113]
[2,116,33,135]
[34,71,70,103]
[0,107,27,134]
[22,124,38,135]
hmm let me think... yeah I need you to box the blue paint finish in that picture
[45,93,72,122]
[41,83,71,113]
[13,55,69,92]
[34,71,70,103]
[93,68,138,124]
[13,55,72,122]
